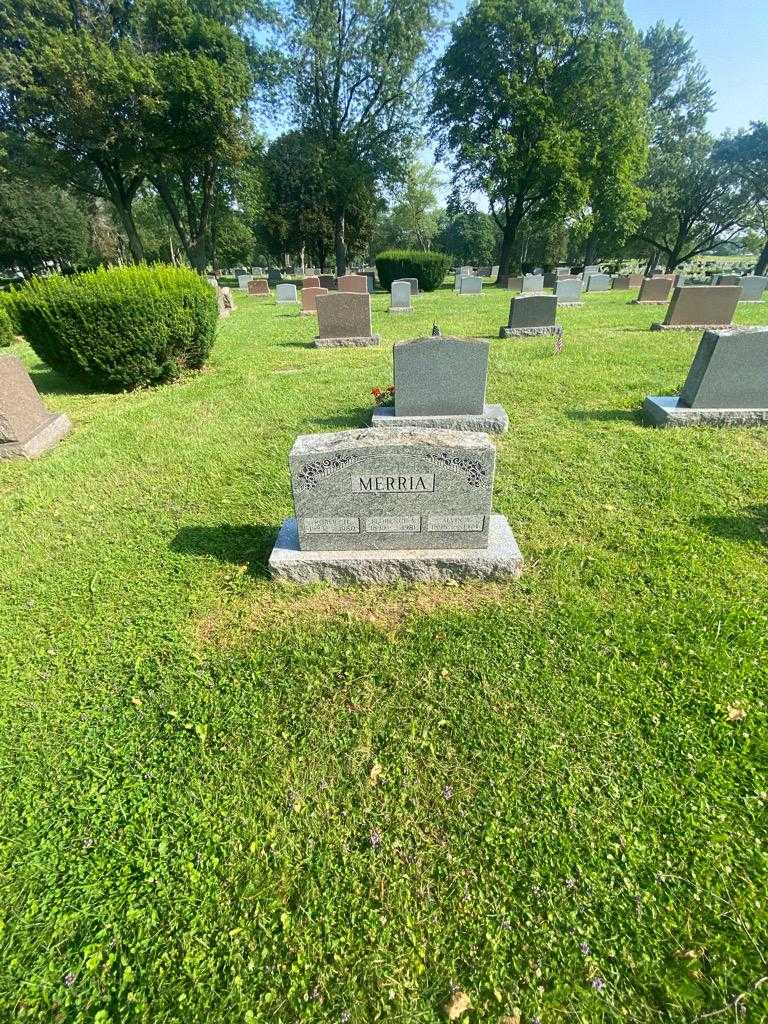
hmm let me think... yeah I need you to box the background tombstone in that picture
[218,287,235,317]
[543,272,557,289]
[319,274,337,291]
[268,427,522,583]
[315,293,380,347]
[651,285,740,331]
[389,280,414,314]
[555,278,583,306]
[477,265,492,277]
[363,272,376,294]
[628,272,644,287]
[500,295,562,338]
[372,337,508,433]
[739,276,767,301]
[582,265,599,279]
[716,274,741,286]
[491,265,500,277]
[303,275,320,289]
[522,273,544,292]
[337,274,368,294]
[276,283,298,304]
[633,277,672,304]
[612,274,631,290]
[556,266,571,277]
[586,273,611,292]
[458,276,482,295]
[267,269,282,286]
[300,286,327,315]
[248,279,270,297]
[401,277,419,295]
[460,266,474,276]
[0,355,71,459]
[237,274,252,291]
[502,275,523,291]
[644,327,768,426]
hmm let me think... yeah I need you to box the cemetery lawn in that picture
[2,285,768,1024]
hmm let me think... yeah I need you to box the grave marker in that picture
[300,286,327,315]
[739,276,767,301]
[651,285,740,331]
[633,277,673,304]
[555,279,583,306]
[0,355,71,459]
[458,276,482,295]
[248,279,270,297]
[276,283,298,304]
[389,280,414,314]
[522,274,544,293]
[338,274,368,294]
[586,273,610,292]
[500,295,562,338]
[315,293,380,347]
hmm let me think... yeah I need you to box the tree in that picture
[283,0,442,275]
[714,123,768,275]
[431,0,649,279]
[386,161,442,250]
[434,207,500,265]
[0,182,89,275]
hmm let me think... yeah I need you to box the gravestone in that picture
[248,279,270,297]
[500,295,561,338]
[268,269,282,286]
[315,293,379,347]
[458,276,482,295]
[389,280,414,314]
[543,272,557,289]
[268,427,523,583]
[582,265,599,278]
[556,266,571,277]
[644,327,768,426]
[454,273,463,292]
[612,275,631,290]
[716,274,741,286]
[477,266,492,278]
[303,275,320,289]
[628,273,644,287]
[522,274,544,293]
[491,265,500,277]
[237,274,252,291]
[555,278,583,306]
[460,266,474,277]
[633,277,673,304]
[651,285,740,331]
[371,337,508,433]
[363,272,376,294]
[502,276,523,291]
[402,277,419,295]
[337,274,367,294]
[673,273,686,288]
[0,355,71,459]
[319,275,337,291]
[218,287,235,318]
[586,273,610,292]
[300,286,327,315]
[739,276,767,301]
[276,283,298,304]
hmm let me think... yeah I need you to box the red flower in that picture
[371,387,382,397]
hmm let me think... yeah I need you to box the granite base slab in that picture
[0,413,71,459]
[499,325,562,338]
[315,335,380,348]
[557,301,584,308]
[644,396,768,427]
[630,299,668,305]
[268,514,523,584]
[650,322,734,332]
[370,403,509,433]
[388,307,414,314]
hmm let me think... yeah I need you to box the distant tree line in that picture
[0,0,765,278]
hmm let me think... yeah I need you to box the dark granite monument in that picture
[644,327,768,426]
[500,295,561,338]
[268,427,523,583]
[633,277,673,304]
[0,355,71,459]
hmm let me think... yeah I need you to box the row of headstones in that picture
[236,271,377,295]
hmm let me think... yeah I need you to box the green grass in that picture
[1,284,767,1023]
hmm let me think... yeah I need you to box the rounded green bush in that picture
[0,306,14,347]
[374,250,452,292]
[13,265,218,390]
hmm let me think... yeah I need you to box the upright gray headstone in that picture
[275,283,298,304]
[644,328,768,426]
[315,292,380,347]
[402,277,419,295]
[716,274,741,286]
[586,273,610,292]
[522,274,544,293]
[651,286,740,330]
[459,276,482,295]
[740,276,767,301]
[500,295,561,338]
[389,280,413,313]
[267,427,523,582]
[635,277,673,303]
[0,355,71,459]
[555,278,583,305]
[237,274,252,291]
[460,266,474,277]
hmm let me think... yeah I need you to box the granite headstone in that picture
[500,295,561,338]
[276,283,298,304]
[459,276,482,295]
[634,277,673,303]
[586,273,611,292]
[652,285,740,330]
[300,286,328,315]
[315,292,379,347]
[739,276,767,301]
[555,278,583,305]
[522,274,544,293]
[0,355,71,459]
[389,280,413,313]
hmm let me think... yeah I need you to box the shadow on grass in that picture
[699,505,768,545]
[28,365,96,398]
[566,408,643,424]
[170,523,276,578]
[310,405,372,429]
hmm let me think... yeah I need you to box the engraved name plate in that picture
[303,516,360,534]
[426,514,485,532]
[365,515,421,534]
[353,473,435,493]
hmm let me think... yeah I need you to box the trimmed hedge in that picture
[0,306,14,347]
[375,250,451,292]
[13,265,218,391]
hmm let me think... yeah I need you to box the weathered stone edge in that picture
[499,325,563,338]
[643,396,768,427]
[0,413,72,460]
[650,322,735,331]
[314,335,381,348]
[370,404,509,434]
[268,514,524,584]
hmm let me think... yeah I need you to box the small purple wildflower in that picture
[442,785,454,800]
[579,941,591,956]
[592,976,606,993]
[63,972,76,988]
[370,828,382,849]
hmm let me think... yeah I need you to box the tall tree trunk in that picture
[334,211,347,276]
[497,201,525,281]
[644,251,659,276]
[755,237,768,276]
